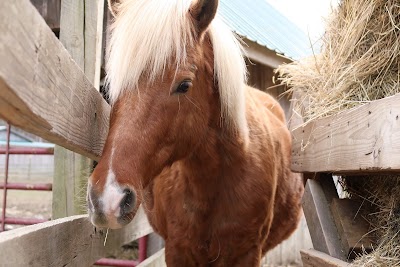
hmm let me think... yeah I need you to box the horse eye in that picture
[175,81,192,94]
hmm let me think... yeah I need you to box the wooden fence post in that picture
[52,0,105,219]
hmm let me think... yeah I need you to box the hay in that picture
[342,175,400,266]
[277,0,400,123]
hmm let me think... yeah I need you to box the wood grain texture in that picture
[301,249,350,267]
[0,0,110,161]
[0,206,153,266]
[137,249,166,267]
[53,0,105,219]
[292,93,400,173]
[84,0,105,89]
[331,199,374,259]
[302,180,346,260]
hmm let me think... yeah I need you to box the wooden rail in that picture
[0,0,109,161]
[292,93,400,173]
[0,206,153,266]
[301,249,350,267]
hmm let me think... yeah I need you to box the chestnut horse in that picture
[87,0,304,266]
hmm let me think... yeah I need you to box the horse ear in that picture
[108,0,121,17]
[190,0,219,35]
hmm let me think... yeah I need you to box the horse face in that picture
[88,0,219,229]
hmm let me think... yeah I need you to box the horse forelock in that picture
[106,0,248,140]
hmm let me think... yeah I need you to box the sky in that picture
[266,0,339,44]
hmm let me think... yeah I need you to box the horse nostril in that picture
[120,188,136,215]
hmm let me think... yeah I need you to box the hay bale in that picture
[277,0,400,123]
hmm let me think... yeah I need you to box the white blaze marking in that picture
[100,169,124,219]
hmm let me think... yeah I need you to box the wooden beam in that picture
[0,206,153,266]
[292,93,400,173]
[302,180,347,260]
[137,249,166,267]
[331,199,374,259]
[301,249,350,267]
[84,0,105,90]
[243,38,292,69]
[52,0,106,219]
[0,0,110,161]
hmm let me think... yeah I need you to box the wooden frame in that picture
[0,1,109,161]
[301,249,350,267]
[293,94,400,265]
[0,207,152,266]
[292,93,400,173]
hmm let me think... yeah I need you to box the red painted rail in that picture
[0,148,54,155]
[0,183,52,191]
[95,258,139,267]
[0,217,48,225]
[1,124,11,231]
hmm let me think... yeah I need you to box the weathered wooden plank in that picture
[0,206,153,266]
[84,0,105,90]
[0,0,110,161]
[301,249,350,267]
[53,0,105,219]
[137,249,166,267]
[331,198,374,259]
[52,147,92,218]
[53,0,88,219]
[302,179,346,260]
[292,93,400,173]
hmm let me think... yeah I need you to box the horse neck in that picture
[180,125,247,200]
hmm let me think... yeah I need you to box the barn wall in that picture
[0,155,54,183]
[246,59,292,121]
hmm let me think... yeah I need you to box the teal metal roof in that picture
[219,0,312,60]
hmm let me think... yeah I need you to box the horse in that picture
[87,0,304,266]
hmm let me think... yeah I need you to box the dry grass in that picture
[277,0,400,123]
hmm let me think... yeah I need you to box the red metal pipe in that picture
[138,236,148,263]
[0,148,54,155]
[94,258,138,267]
[1,124,11,232]
[0,183,52,191]
[0,217,48,226]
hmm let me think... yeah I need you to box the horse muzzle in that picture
[87,182,136,229]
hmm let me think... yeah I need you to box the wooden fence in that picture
[291,92,400,266]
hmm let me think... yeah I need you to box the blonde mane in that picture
[106,0,248,137]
